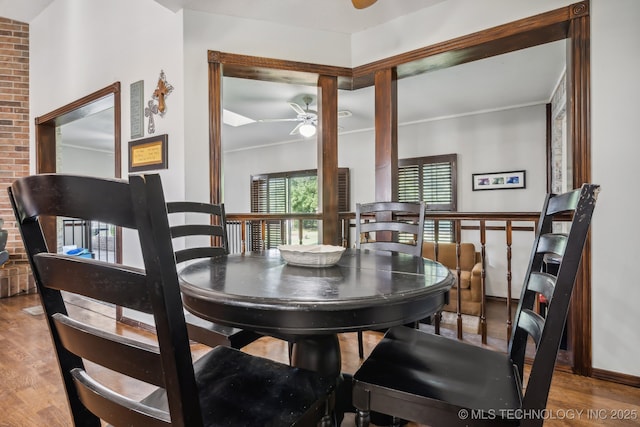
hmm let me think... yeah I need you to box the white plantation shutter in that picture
[423,161,454,209]
[266,177,287,247]
[398,164,420,203]
[398,154,457,242]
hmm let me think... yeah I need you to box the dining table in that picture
[178,247,454,417]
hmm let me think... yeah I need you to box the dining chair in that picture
[355,201,426,256]
[352,184,600,427]
[9,173,335,427]
[354,201,426,358]
[166,201,261,349]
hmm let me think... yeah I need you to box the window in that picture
[398,154,457,242]
[250,168,350,249]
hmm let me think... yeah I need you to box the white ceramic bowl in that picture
[278,244,346,268]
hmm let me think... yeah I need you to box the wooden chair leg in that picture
[357,331,364,359]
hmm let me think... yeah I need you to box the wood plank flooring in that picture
[1,293,638,426]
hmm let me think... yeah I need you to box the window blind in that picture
[398,154,457,242]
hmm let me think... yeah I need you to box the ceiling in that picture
[0,0,566,152]
[0,0,53,23]
[158,0,447,34]
[222,40,566,151]
[0,0,446,32]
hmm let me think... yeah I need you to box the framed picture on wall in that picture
[128,134,168,172]
[472,170,526,191]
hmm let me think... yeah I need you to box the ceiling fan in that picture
[257,95,352,138]
[352,0,378,9]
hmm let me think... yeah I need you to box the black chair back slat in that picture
[11,174,136,229]
[170,224,225,239]
[71,368,171,427]
[359,221,423,236]
[546,187,582,215]
[527,271,556,305]
[34,254,152,313]
[537,233,568,257]
[53,313,164,386]
[174,247,226,265]
[357,201,421,213]
[167,201,224,216]
[517,309,546,348]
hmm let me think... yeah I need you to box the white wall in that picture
[591,0,640,377]
[30,0,185,269]
[58,146,114,178]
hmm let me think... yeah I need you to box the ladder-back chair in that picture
[166,201,260,349]
[354,201,426,358]
[10,173,335,427]
[352,184,600,427]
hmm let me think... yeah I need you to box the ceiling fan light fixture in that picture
[299,123,316,138]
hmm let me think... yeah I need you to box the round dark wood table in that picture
[179,248,453,416]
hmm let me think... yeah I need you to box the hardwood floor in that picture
[1,293,638,426]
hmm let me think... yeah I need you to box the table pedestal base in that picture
[292,334,355,423]
[291,334,341,377]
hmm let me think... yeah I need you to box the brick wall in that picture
[0,17,33,297]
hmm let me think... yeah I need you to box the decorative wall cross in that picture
[153,70,173,116]
[144,100,158,134]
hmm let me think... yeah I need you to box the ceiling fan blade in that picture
[352,0,377,9]
[288,102,306,115]
[222,109,255,126]
[257,118,300,123]
[289,122,304,135]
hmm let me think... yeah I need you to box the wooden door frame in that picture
[208,2,592,374]
[34,82,122,263]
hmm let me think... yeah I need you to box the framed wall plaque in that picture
[130,80,144,139]
[128,134,168,172]
[472,170,526,191]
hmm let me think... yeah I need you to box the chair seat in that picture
[353,326,522,421]
[143,345,335,426]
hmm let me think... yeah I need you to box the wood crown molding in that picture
[35,82,121,125]
[207,2,586,90]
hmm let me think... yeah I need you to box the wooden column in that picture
[208,54,223,204]
[318,75,340,245]
[374,68,398,202]
[567,4,591,377]
[374,69,398,241]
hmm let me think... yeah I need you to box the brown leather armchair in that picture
[422,242,483,316]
